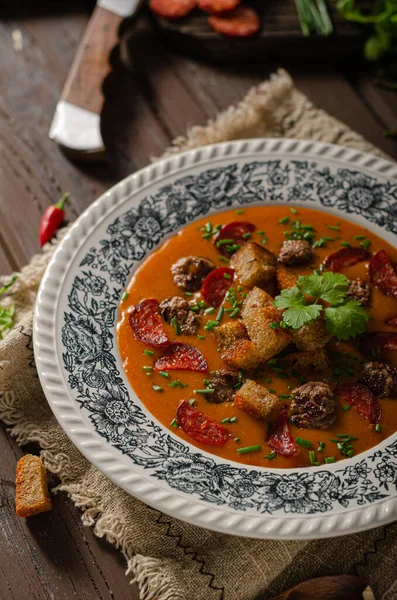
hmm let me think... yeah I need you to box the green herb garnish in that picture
[237,445,261,455]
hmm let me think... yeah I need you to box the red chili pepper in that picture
[39,193,69,247]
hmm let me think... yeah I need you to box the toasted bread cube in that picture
[213,320,248,350]
[230,243,276,290]
[243,305,290,361]
[276,266,300,292]
[16,454,52,518]
[289,317,331,351]
[222,339,262,371]
[241,286,274,319]
[284,349,329,372]
[235,379,278,420]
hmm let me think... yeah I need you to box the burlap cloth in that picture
[1,69,396,600]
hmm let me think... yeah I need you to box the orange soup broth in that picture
[117,205,397,469]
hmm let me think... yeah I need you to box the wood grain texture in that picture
[0,5,396,600]
[61,6,122,115]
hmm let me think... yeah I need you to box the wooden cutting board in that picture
[150,0,365,62]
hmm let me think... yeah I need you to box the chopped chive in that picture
[279,217,290,225]
[237,285,242,292]
[219,256,229,263]
[290,207,298,214]
[170,418,179,428]
[188,398,195,406]
[279,320,287,329]
[223,272,232,280]
[234,437,240,442]
[266,377,272,384]
[343,404,351,411]
[261,237,268,245]
[197,301,207,309]
[204,319,220,331]
[360,239,371,250]
[194,389,215,395]
[265,452,276,460]
[341,241,351,247]
[346,449,355,457]
[230,416,238,423]
[143,349,154,356]
[236,209,245,215]
[205,307,215,314]
[296,437,312,449]
[216,238,234,247]
[205,222,213,233]
[230,308,240,318]
[121,291,129,301]
[152,385,163,392]
[190,306,200,312]
[142,366,153,372]
[269,321,278,330]
[237,444,261,455]
[277,373,289,379]
[318,442,325,452]
[216,307,224,322]
[197,335,205,340]
[268,388,276,393]
[159,371,169,378]
[313,462,321,466]
[202,232,212,239]
[353,235,366,240]
[376,423,382,433]
[221,417,231,423]
[257,230,264,235]
[185,291,193,297]
[169,379,187,388]
[242,232,252,240]
[325,457,335,464]
[278,395,291,399]
[171,317,180,335]
[309,450,316,465]
[328,225,340,231]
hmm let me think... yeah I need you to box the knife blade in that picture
[49,0,143,159]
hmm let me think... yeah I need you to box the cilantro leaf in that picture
[298,272,349,305]
[273,288,307,310]
[282,303,323,329]
[325,300,370,340]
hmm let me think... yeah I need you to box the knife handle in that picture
[61,6,121,116]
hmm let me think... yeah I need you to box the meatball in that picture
[207,370,239,403]
[159,296,200,335]
[171,256,215,292]
[360,361,397,398]
[278,240,315,267]
[290,381,337,429]
[347,278,371,306]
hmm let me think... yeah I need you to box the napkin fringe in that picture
[127,555,184,600]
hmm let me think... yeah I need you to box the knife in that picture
[49,0,143,159]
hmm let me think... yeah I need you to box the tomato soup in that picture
[117,206,397,469]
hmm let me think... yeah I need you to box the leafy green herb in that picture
[325,300,369,340]
[298,272,349,304]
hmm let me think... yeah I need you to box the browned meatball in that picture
[290,381,337,429]
[360,361,397,398]
[159,296,201,335]
[207,370,239,403]
[347,278,371,306]
[171,256,215,292]
[278,240,315,267]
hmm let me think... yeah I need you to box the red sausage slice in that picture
[129,299,170,348]
[177,400,231,445]
[215,221,256,257]
[323,247,371,272]
[154,342,208,372]
[208,6,260,37]
[268,404,298,458]
[369,250,397,300]
[149,0,196,19]
[201,267,234,307]
[336,382,381,425]
[197,0,240,13]
[387,317,397,328]
[360,332,397,358]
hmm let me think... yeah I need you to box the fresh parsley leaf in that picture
[325,300,370,340]
[297,272,349,305]
[282,303,323,329]
[273,288,307,310]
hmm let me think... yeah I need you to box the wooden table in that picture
[1,4,396,599]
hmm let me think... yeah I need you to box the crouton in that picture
[284,349,329,372]
[230,243,276,290]
[276,266,300,292]
[243,305,290,361]
[289,317,331,351]
[235,379,278,420]
[241,286,273,319]
[222,340,262,371]
[212,320,248,350]
[16,454,52,518]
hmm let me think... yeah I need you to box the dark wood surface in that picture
[0,5,397,600]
